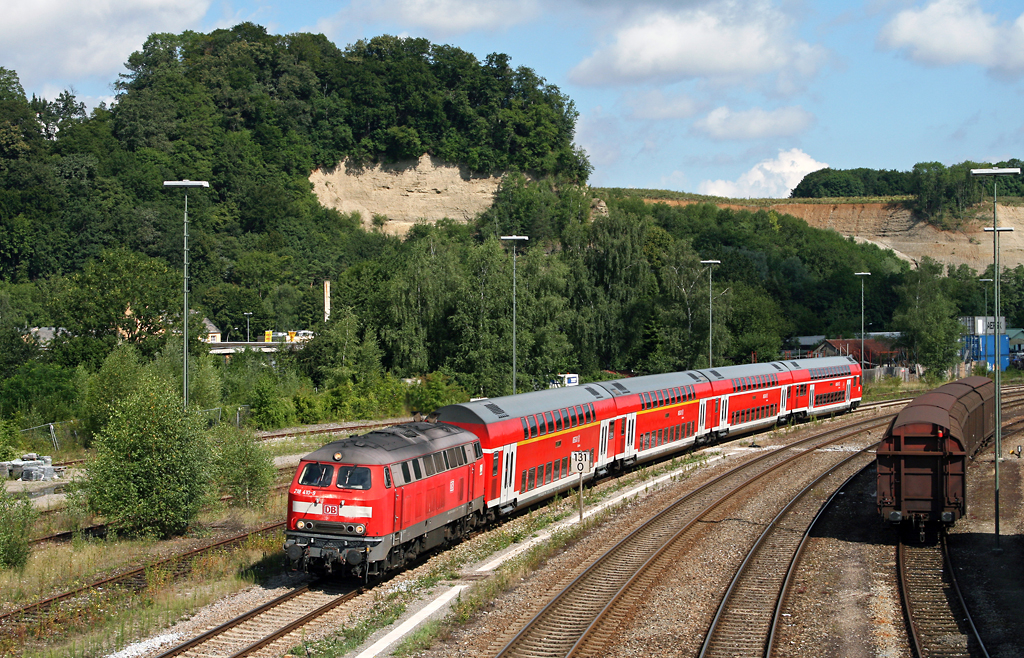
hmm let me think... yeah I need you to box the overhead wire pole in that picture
[501,235,529,395]
[855,272,870,374]
[700,260,720,367]
[163,180,210,409]
[971,166,1019,551]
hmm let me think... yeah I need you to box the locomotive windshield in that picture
[298,463,334,487]
[336,466,372,490]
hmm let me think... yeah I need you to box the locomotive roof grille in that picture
[687,372,702,381]
[612,382,630,393]
[708,370,723,379]
[772,363,783,370]
[585,386,603,398]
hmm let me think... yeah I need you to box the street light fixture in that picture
[980,278,993,371]
[500,235,529,395]
[700,260,721,367]
[243,312,253,343]
[163,179,210,409]
[971,166,1019,550]
[854,272,870,373]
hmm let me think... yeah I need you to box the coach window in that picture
[527,468,536,490]
[555,410,563,431]
[520,471,527,493]
[561,456,569,474]
[538,414,547,435]
[655,390,663,406]
[575,404,584,424]
[299,463,334,488]
[528,415,538,438]
[545,411,555,433]
[545,462,552,484]
[521,418,529,440]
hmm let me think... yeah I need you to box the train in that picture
[876,376,994,538]
[284,355,863,578]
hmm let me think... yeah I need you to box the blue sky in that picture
[3,0,1024,197]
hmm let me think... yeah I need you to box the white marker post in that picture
[571,450,592,523]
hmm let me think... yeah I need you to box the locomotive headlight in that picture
[355,524,365,535]
[296,520,306,529]
[333,451,343,461]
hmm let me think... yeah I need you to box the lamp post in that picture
[980,278,993,370]
[244,312,252,342]
[500,235,529,395]
[971,167,1019,550]
[163,179,209,409]
[854,272,870,373]
[700,260,721,367]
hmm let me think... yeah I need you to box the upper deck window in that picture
[336,466,371,490]
[298,463,334,488]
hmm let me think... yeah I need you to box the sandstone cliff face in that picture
[310,154,504,236]
[650,199,1024,272]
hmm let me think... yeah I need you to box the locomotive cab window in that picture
[336,466,371,490]
[383,466,392,488]
[298,463,334,488]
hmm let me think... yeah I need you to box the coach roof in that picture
[433,384,613,425]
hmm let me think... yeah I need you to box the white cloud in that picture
[0,0,211,91]
[694,106,815,140]
[879,0,1024,75]
[342,0,541,37]
[698,148,827,198]
[568,0,826,88]
[626,89,700,120]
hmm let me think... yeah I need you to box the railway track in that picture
[491,415,891,658]
[0,522,285,635]
[701,446,877,657]
[898,535,988,658]
[153,583,361,658]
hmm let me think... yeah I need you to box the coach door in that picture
[622,413,638,461]
[699,400,707,434]
[780,386,788,414]
[846,378,851,403]
[719,397,729,427]
[499,442,518,506]
[809,384,815,410]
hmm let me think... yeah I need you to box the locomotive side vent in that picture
[483,403,509,418]
[585,386,603,398]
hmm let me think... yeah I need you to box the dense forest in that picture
[1,23,1021,447]
[791,160,1024,226]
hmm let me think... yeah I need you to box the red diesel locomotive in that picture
[285,356,861,577]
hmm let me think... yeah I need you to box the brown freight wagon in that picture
[877,376,994,536]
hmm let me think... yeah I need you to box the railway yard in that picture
[3,395,1024,658]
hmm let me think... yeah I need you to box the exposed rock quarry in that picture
[310,154,504,236]
[648,199,1024,272]
[309,156,1023,272]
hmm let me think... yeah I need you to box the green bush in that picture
[250,374,296,429]
[0,419,21,461]
[209,425,275,508]
[0,489,36,570]
[407,371,469,415]
[293,390,324,425]
[85,375,210,537]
